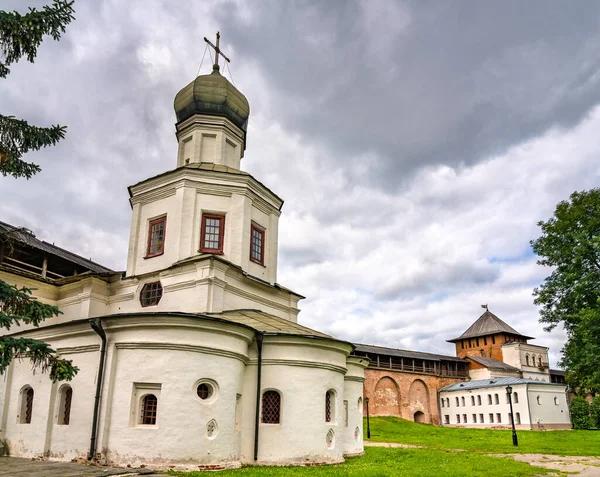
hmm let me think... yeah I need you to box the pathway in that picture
[0,457,162,477]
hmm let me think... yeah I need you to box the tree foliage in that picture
[0,1,73,179]
[570,397,591,430]
[591,395,600,429]
[0,1,77,381]
[531,188,600,395]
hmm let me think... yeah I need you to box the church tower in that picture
[123,38,299,320]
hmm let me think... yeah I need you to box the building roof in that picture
[204,309,332,339]
[447,310,534,343]
[466,355,520,371]
[0,221,113,274]
[353,343,467,363]
[549,369,565,376]
[440,376,563,392]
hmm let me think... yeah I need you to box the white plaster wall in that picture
[343,358,368,456]
[527,384,571,429]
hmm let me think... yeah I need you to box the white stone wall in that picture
[502,343,550,382]
[343,358,369,456]
[526,383,571,429]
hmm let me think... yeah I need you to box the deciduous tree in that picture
[531,188,600,395]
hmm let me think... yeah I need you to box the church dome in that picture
[174,66,250,131]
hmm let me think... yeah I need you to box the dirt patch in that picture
[364,441,423,449]
[487,453,600,476]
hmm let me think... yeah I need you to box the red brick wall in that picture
[454,333,526,361]
[363,369,467,426]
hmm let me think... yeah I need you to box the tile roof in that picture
[0,221,113,274]
[466,355,520,371]
[203,309,333,339]
[447,310,534,342]
[440,376,563,392]
[353,343,467,363]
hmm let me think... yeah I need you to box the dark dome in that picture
[174,66,250,130]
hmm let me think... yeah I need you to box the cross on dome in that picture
[204,31,230,71]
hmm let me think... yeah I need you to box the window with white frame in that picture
[19,386,34,424]
[131,383,161,427]
[57,385,72,425]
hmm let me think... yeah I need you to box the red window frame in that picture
[141,394,158,425]
[199,214,225,254]
[250,224,265,265]
[146,216,167,258]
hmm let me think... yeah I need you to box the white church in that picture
[0,46,368,470]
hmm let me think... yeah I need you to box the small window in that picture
[536,395,541,405]
[444,415,450,424]
[325,390,335,423]
[471,396,475,406]
[463,414,467,423]
[508,413,513,424]
[358,397,363,412]
[455,397,460,406]
[146,216,166,257]
[479,413,484,423]
[515,412,521,424]
[514,392,518,403]
[489,413,494,423]
[488,394,492,405]
[554,396,559,405]
[250,224,265,265]
[456,414,460,423]
[476,338,479,347]
[261,390,281,424]
[496,413,501,423]
[477,395,481,406]
[492,335,496,344]
[197,383,214,400]
[461,396,465,406]
[200,214,225,253]
[525,355,530,366]
[441,398,445,408]
[57,385,73,425]
[472,413,477,423]
[483,337,487,345]
[461,341,465,349]
[140,394,158,425]
[494,394,499,405]
[140,281,163,307]
[343,400,348,427]
[20,386,34,424]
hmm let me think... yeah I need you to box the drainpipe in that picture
[88,318,107,461]
[253,332,264,461]
[526,383,533,431]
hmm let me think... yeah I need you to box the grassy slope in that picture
[368,416,600,456]
[169,447,552,477]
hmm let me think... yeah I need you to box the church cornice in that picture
[115,341,249,364]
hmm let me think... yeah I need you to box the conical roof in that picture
[447,310,534,343]
[174,66,250,130]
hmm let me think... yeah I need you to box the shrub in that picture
[590,396,600,429]
[570,396,591,429]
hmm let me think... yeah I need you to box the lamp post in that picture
[365,397,371,439]
[506,385,518,446]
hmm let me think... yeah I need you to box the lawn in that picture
[368,416,600,456]
[168,417,600,476]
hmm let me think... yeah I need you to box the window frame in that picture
[140,281,163,308]
[19,386,34,424]
[57,385,73,425]
[250,224,266,266]
[146,216,167,258]
[140,393,158,426]
[325,390,336,423]
[261,389,281,425]
[199,213,225,254]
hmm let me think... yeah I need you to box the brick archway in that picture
[408,379,431,423]
[373,376,400,415]
[413,411,426,423]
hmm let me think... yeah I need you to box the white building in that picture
[0,58,368,470]
[439,377,571,430]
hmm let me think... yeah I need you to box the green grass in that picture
[168,417,600,475]
[168,447,553,476]
[368,416,600,456]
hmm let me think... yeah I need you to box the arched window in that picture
[554,396,559,405]
[58,385,73,425]
[536,395,541,405]
[488,394,492,405]
[532,356,536,367]
[456,397,460,406]
[494,393,499,405]
[20,386,34,424]
[261,390,281,424]
[325,390,335,422]
[525,355,530,366]
[471,396,475,406]
[515,412,521,424]
[477,395,482,405]
[441,398,445,408]
[461,396,465,406]
[358,397,363,412]
[140,394,158,425]
[513,392,518,404]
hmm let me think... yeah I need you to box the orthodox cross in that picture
[204,31,231,70]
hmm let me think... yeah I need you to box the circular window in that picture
[197,383,214,400]
[326,429,335,449]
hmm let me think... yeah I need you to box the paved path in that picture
[0,457,162,477]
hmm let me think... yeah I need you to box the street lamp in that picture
[365,397,371,439]
[506,385,518,446]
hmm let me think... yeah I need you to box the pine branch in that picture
[0,336,79,381]
[0,1,75,78]
[0,114,66,179]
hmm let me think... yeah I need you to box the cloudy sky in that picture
[3,0,600,366]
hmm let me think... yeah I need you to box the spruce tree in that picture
[0,1,78,381]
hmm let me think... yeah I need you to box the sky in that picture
[3,0,600,366]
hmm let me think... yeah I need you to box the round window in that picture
[197,383,214,400]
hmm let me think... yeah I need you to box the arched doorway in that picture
[373,376,400,415]
[414,411,425,423]
[408,379,431,423]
